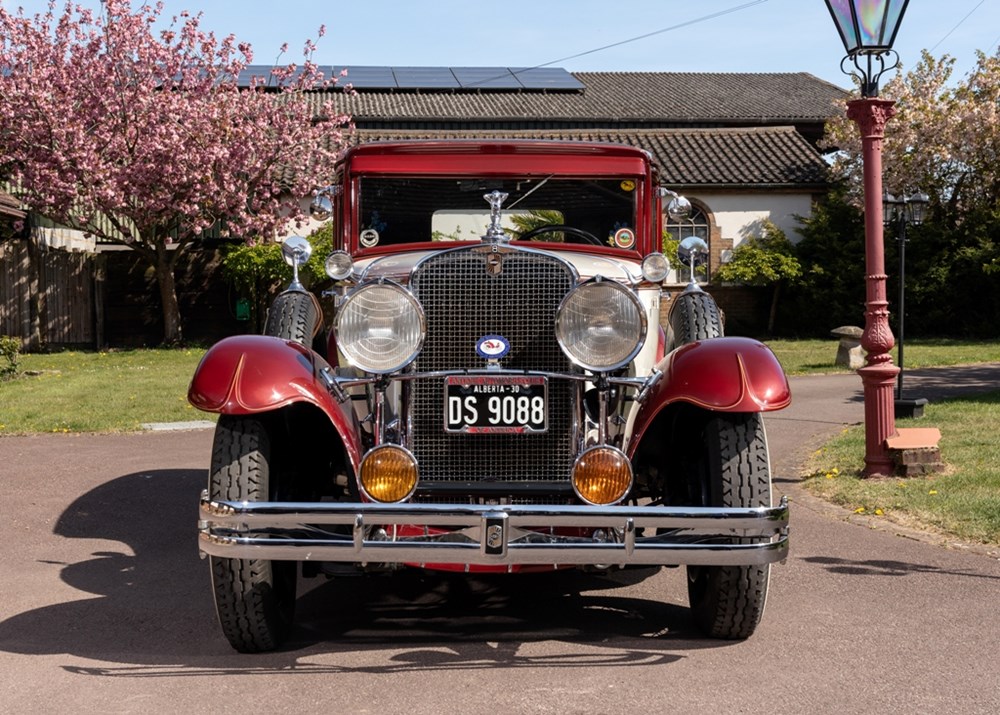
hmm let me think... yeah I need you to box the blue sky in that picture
[5,0,999,88]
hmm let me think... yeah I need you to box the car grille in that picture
[409,246,577,491]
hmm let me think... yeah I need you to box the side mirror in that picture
[658,187,693,222]
[310,185,340,221]
[281,235,312,292]
[667,196,692,222]
[677,235,709,288]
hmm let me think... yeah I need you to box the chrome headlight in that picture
[556,278,646,372]
[335,282,425,374]
[641,252,670,283]
[324,250,354,280]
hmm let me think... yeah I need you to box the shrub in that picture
[1,335,21,379]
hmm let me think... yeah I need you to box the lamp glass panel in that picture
[827,0,861,52]
[826,0,908,52]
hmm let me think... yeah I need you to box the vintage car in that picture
[191,140,791,652]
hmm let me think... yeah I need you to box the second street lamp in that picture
[883,190,929,417]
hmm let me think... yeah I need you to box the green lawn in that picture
[764,337,1000,375]
[0,348,209,434]
[803,392,1000,545]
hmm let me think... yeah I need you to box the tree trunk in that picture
[154,245,183,345]
[767,282,782,335]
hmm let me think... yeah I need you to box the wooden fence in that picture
[0,240,99,349]
[1,240,245,350]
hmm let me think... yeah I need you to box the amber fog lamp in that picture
[572,446,632,505]
[360,445,419,503]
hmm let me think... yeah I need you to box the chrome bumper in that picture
[198,492,789,567]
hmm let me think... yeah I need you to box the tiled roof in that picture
[312,71,845,125]
[342,126,828,189]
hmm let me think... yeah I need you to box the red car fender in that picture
[628,337,791,457]
[188,335,363,474]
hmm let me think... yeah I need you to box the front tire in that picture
[209,416,296,652]
[686,413,772,639]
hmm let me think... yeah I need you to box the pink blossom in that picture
[0,0,350,343]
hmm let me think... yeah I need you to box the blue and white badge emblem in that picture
[476,335,510,359]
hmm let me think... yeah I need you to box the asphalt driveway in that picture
[1,365,998,714]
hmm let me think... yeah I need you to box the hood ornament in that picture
[482,190,511,245]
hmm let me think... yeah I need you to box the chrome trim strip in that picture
[198,492,789,567]
[330,368,658,390]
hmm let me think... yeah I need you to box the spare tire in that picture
[668,289,723,347]
[264,291,321,346]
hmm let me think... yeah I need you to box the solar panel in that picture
[333,65,397,89]
[236,65,276,87]
[233,65,583,92]
[452,67,522,90]
[393,67,460,89]
[511,67,584,90]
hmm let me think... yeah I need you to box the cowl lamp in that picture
[824,0,912,475]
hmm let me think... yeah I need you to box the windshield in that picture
[356,176,639,250]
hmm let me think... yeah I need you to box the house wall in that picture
[689,191,813,249]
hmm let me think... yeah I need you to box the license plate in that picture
[445,375,547,434]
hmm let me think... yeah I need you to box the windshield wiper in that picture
[507,175,553,210]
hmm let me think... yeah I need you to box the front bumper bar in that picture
[198,492,789,567]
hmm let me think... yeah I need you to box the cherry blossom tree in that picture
[819,49,1000,336]
[823,48,1000,213]
[0,0,350,343]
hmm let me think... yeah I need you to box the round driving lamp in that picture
[641,252,670,283]
[335,282,424,374]
[556,279,646,372]
[324,250,354,280]
[572,446,633,505]
[359,445,419,503]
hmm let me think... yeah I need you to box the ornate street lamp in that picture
[824,0,911,475]
[883,190,929,415]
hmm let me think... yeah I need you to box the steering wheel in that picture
[516,224,603,246]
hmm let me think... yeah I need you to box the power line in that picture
[525,0,771,70]
[929,0,988,52]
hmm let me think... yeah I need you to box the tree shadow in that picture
[0,468,730,677]
[802,555,1000,580]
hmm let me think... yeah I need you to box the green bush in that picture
[1,335,21,379]
[220,225,333,331]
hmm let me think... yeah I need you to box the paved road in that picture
[1,366,998,714]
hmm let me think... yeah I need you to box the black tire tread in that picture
[264,291,319,345]
[688,413,771,640]
[209,416,294,653]
[669,290,724,346]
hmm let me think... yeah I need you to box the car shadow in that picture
[0,468,733,676]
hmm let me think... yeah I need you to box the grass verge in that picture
[803,391,1000,545]
[764,338,1000,375]
[0,348,210,434]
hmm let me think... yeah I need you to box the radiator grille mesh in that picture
[410,248,576,487]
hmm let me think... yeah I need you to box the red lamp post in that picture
[824,0,912,476]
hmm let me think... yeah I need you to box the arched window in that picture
[664,205,711,284]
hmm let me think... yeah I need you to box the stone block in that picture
[831,326,864,369]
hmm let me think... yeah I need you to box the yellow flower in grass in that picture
[854,507,866,514]
[874,508,884,516]
[928,489,938,495]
